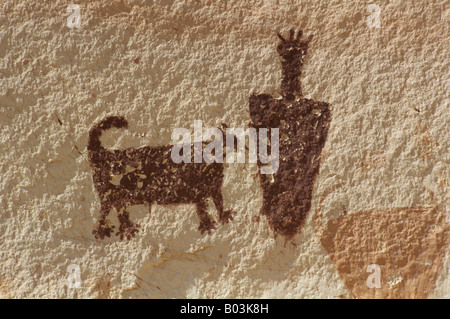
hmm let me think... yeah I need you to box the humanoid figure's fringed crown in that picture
[277,29,313,100]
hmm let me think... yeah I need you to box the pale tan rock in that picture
[0,0,448,298]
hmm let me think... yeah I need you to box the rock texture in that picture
[0,0,448,298]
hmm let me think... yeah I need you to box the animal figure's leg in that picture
[212,191,235,224]
[195,200,216,234]
[116,207,140,240]
[92,202,115,239]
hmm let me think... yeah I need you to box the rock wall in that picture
[0,0,448,298]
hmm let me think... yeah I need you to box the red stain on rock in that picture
[315,187,450,298]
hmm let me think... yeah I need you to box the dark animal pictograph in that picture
[249,29,331,238]
[88,116,235,240]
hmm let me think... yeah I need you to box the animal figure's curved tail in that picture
[88,116,128,153]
